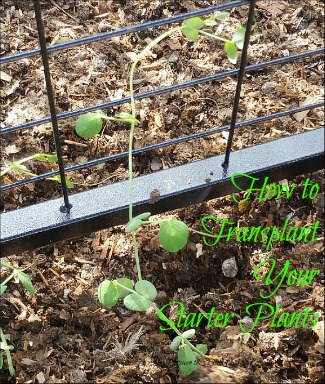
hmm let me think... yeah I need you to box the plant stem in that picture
[132,232,142,282]
[128,26,180,221]
[0,328,15,376]
[0,271,16,288]
[189,228,228,239]
[127,26,180,283]
[0,154,39,177]
[198,30,229,43]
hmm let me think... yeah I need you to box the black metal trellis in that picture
[0,0,324,256]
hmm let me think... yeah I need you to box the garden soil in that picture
[0,0,324,383]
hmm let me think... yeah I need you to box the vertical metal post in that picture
[223,0,257,170]
[33,0,72,212]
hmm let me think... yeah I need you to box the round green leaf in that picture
[124,293,152,311]
[170,336,181,351]
[204,19,217,26]
[125,218,143,233]
[75,112,103,139]
[181,26,199,42]
[178,345,198,375]
[225,41,238,64]
[115,278,134,298]
[182,17,205,30]
[135,280,157,300]
[214,11,229,20]
[98,280,118,307]
[159,219,189,253]
[232,27,246,50]
[195,344,208,355]
[125,212,151,233]
[181,329,195,339]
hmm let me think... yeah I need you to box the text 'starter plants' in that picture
[75,13,246,375]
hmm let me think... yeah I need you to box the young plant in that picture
[1,152,118,188]
[75,12,246,375]
[0,328,15,377]
[0,260,35,376]
[0,153,74,187]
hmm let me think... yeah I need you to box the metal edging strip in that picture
[1,128,323,256]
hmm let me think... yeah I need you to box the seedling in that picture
[75,13,246,375]
[1,152,118,188]
[0,260,35,376]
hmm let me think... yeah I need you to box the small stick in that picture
[48,0,79,23]
[64,139,88,148]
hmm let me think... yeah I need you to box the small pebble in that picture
[222,257,238,277]
[98,20,110,33]
[168,52,179,63]
[239,316,254,331]
[261,81,277,94]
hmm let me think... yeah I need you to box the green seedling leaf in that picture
[115,112,140,125]
[181,329,195,339]
[124,292,152,311]
[115,278,134,298]
[98,280,119,307]
[0,328,15,376]
[232,27,246,49]
[181,17,205,42]
[204,19,217,26]
[224,41,238,64]
[75,112,103,139]
[0,261,15,270]
[51,175,74,188]
[9,163,33,175]
[182,17,205,30]
[158,219,189,253]
[181,27,199,42]
[178,344,198,375]
[214,11,229,20]
[195,344,208,355]
[170,336,181,351]
[17,271,35,295]
[135,212,151,220]
[125,218,142,232]
[35,154,58,162]
[0,285,7,295]
[0,342,14,351]
[0,353,3,370]
[125,212,151,233]
[135,280,157,301]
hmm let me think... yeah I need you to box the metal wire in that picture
[1,48,323,136]
[33,0,71,212]
[1,101,323,192]
[223,0,256,168]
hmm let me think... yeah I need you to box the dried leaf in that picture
[36,371,46,383]
[294,95,322,122]
[0,71,12,82]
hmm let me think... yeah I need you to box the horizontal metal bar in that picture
[1,104,323,191]
[1,48,322,136]
[0,0,249,64]
[1,128,323,257]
